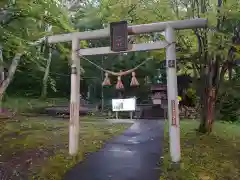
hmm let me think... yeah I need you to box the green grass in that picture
[0,116,130,179]
[162,120,240,180]
[2,97,68,112]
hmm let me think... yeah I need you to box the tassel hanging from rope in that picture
[102,72,111,86]
[116,75,124,89]
[130,71,139,87]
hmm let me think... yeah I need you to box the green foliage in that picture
[0,0,76,98]
[220,96,240,122]
[185,87,198,106]
[218,67,240,122]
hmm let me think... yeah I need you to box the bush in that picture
[219,92,240,122]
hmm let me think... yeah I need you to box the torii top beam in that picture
[47,18,207,44]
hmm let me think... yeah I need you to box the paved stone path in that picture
[64,120,164,180]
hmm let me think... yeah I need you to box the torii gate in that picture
[47,18,207,163]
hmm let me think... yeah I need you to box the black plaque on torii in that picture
[110,21,128,52]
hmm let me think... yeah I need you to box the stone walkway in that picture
[64,120,164,180]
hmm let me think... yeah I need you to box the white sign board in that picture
[112,98,136,112]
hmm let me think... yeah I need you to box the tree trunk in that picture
[198,65,209,133]
[198,54,226,133]
[198,0,224,133]
[199,55,214,133]
[208,87,216,132]
[41,47,52,99]
[228,63,233,81]
[41,24,52,99]
[0,48,4,83]
[0,48,4,113]
[198,82,217,133]
[0,54,22,112]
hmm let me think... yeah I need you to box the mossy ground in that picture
[162,120,240,180]
[0,116,130,179]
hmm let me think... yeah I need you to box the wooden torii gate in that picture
[46,18,207,163]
